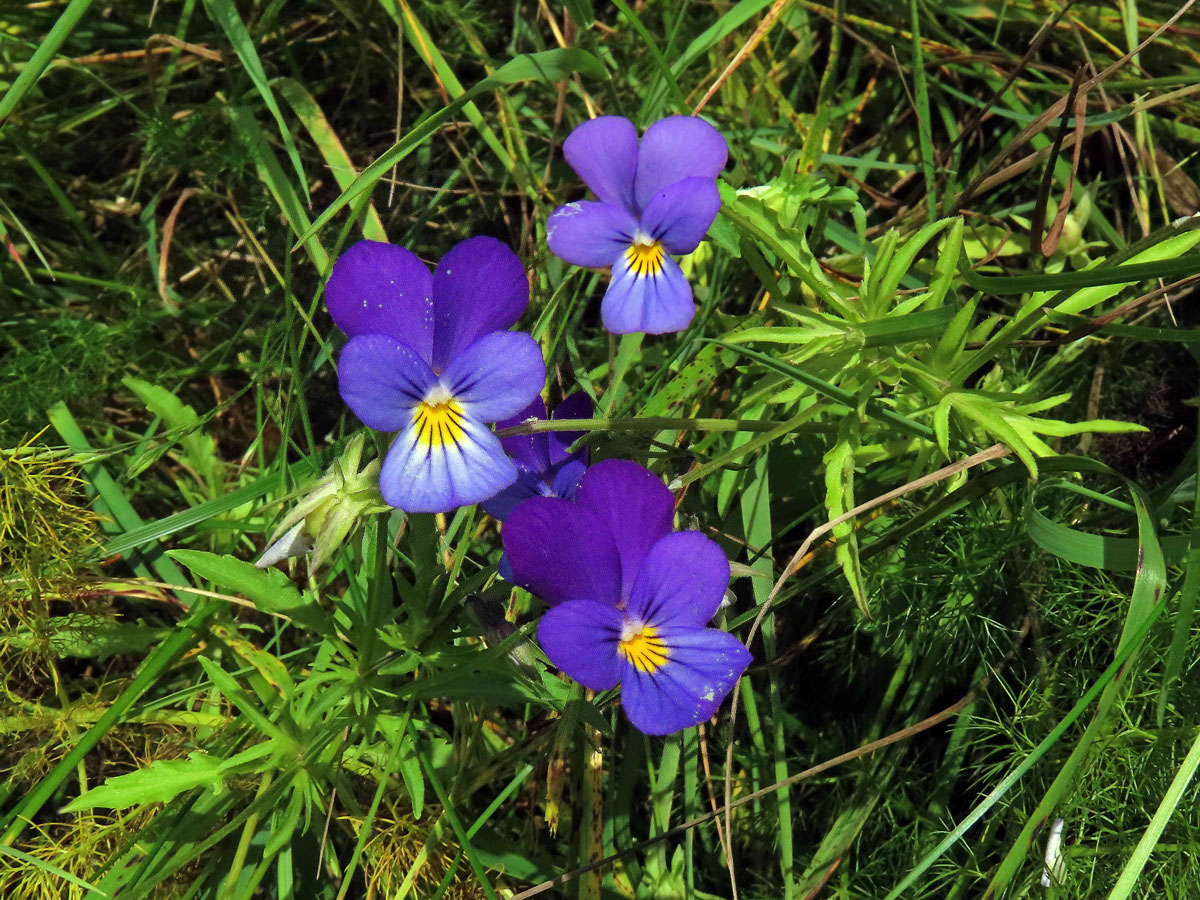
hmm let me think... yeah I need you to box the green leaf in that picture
[123,376,220,498]
[5,615,169,661]
[1026,500,1188,572]
[875,218,958,311]
[63,751,228,811]
[168,550,331,635]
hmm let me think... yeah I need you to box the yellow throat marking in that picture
[618,622,669,673]
[414,398,466,450]
[625,240,665,278]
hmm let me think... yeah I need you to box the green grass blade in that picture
[882,595,1169,899]
[228,104,329,272]
[0,600,219,845]
[0,0,96,124]
[47,401,187,588]
[277,78,388,243]
[201,0,311,206]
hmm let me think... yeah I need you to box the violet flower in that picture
[482,391,593,521]
[546,115,727,335]
[503,460,751,735]
[326,236,545,513]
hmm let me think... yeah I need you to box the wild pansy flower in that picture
[503,459,751,735]
[326,236,545,513]
[546,115,727,335]
[482,391,593,521]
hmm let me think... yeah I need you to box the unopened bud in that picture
[256,433,389,575]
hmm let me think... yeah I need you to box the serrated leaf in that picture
[824,425,868,615]
[874,218,958,312]
[4,615,169,660]
[123,376,220,497]
[168,549,331,634]
[63,752,228,811]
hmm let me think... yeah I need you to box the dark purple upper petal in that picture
[602,252,695,335]
[338,334,437,432]
[546,201,638,267]
[550,458,587,501]
[325,240,435,364]
[626,531,730,628]
[620,626,750,734]
[633,116,728,212]
[481,469,546,521]
[431,236,528,372]
[496,395,551,475]
[574,461,674,602]
[563,116,639,212]
[548,391,593,465]
[440,331,544,423]
[640,177,721,255]
[503,497,622,608]
[537,600,624,691]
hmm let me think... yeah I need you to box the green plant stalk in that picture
[742,449,793,896]
[218,770,275,900]
[427,763,538,900]
[335,703,415,900]
[495,415,787,438]
[579,727,605,900]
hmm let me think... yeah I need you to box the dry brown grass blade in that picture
[947,2,1077,159]
[1031,67,1088,258]
[692,0,792,116]
[158,188,198,310]
[956,0,1197,210]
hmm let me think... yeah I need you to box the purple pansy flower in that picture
[482,391,593,521]
[503,459,751,735]
[326,236,545,513]
[546,115,727,335]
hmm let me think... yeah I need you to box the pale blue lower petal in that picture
[379,412,517,513]
[601,251,695,335]
[620,626,750,735]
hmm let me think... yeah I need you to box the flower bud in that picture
[256,433,389,574]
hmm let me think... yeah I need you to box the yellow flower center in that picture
[413,397,466,449]
[625,239,665,278]
[618,621,669,673]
